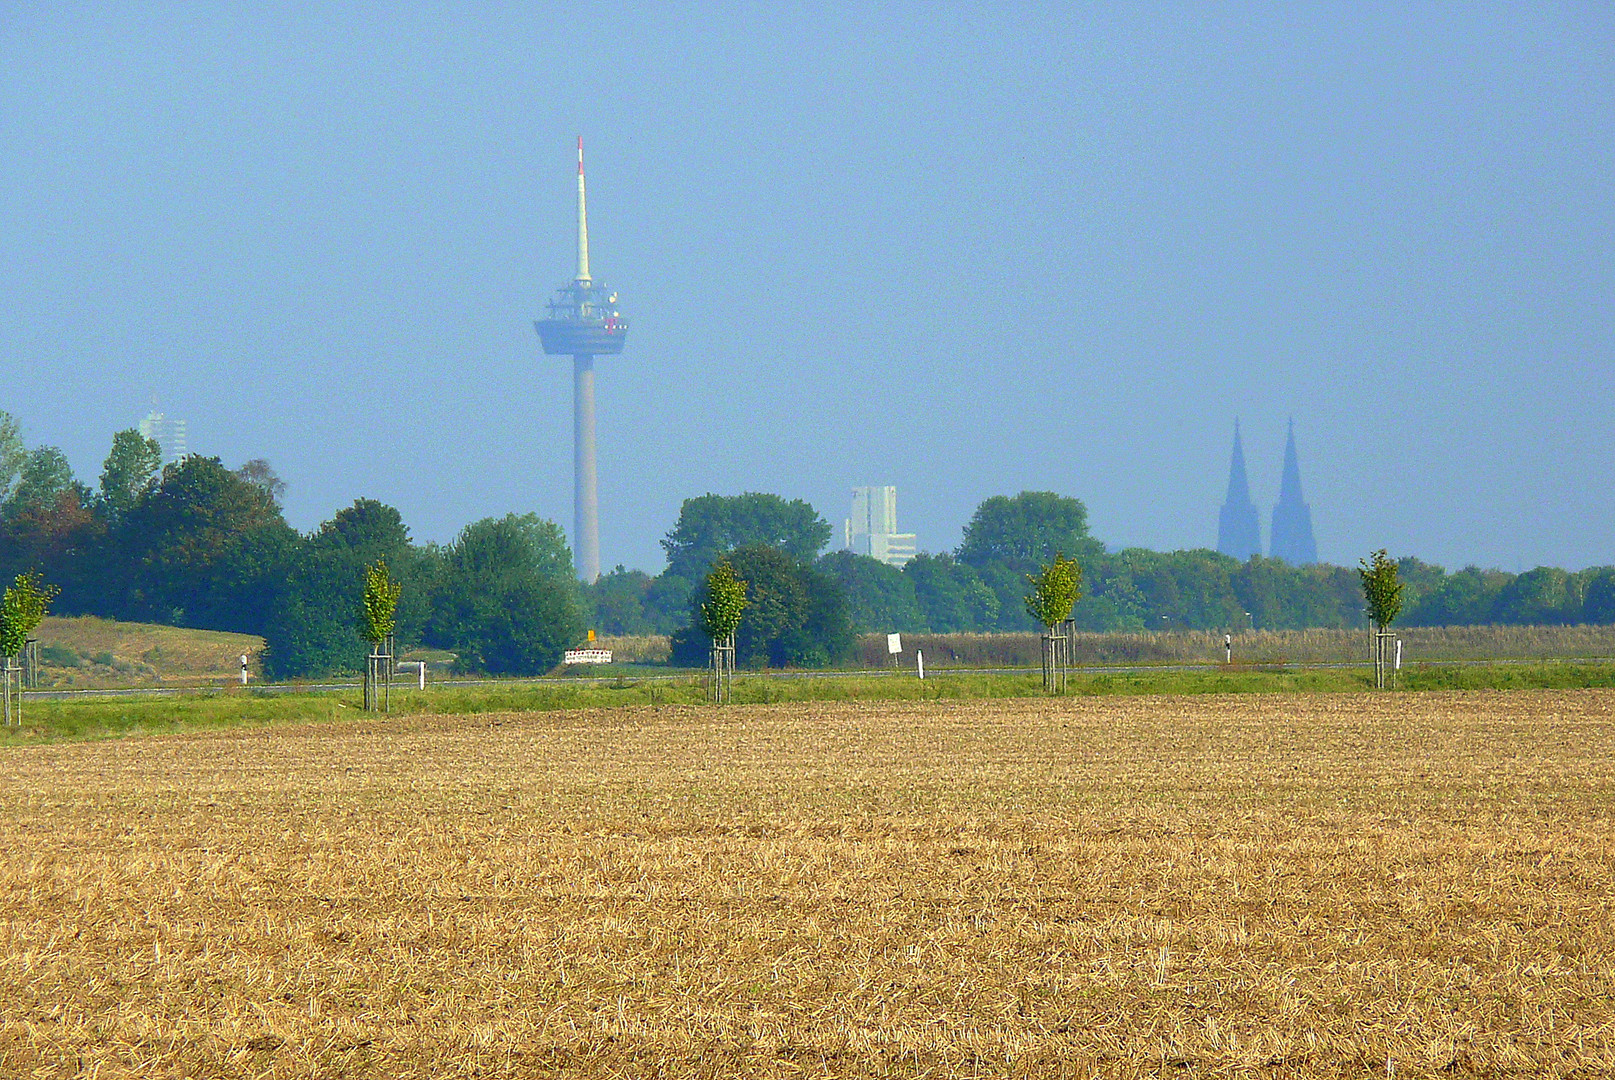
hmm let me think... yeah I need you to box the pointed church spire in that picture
[1269,419,1318,564]
[1225,420,1253,503]
[1217,420,1261,560]
[1277,419,1305,504]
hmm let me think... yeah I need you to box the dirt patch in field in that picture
[1,690,1612,1077]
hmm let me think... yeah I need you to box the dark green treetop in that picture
[97,430,163,524]
[661,493,831,583]
[3,447,83,523]
[450,513,573,584]
[957,491,1101,569]
[904,553,999,633]
[817,550,925,633]
[113,455,298,631]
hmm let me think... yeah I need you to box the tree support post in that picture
[1372,629,1397,689]
[1040,628,1069,694]
[364,647,393,714]
[2,657,23,727]
[708,633,735,704]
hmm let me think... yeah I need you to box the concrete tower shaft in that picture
[535,137,628,584]
[573,355,598,583]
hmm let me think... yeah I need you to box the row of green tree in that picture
[0,418,583,677]
[584,491,1615,640]
[3,414,1611,676]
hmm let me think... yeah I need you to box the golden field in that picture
[1,690,1612,1078]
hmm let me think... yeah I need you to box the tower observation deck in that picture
[535,137,628,583]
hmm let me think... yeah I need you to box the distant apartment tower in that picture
[1216,421,1261,560]
[1269,421,1319,565]
[844,486,917,568]
[138,408,188,464]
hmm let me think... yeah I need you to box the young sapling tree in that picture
[1,571,57,725]
[1359,549,1404,688]
[697,559,747,703]
[359,558,402,711]
[1024,554,1082,692]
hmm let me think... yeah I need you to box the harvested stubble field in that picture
[2,691,1613,1078]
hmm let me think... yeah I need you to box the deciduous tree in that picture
[96,430,163,524]
[957,492,1101,569]
[1359,549,1404,629]
[696,559,747,643]
[1025,554,1083,631]
[661,493,830,583]
[0,571,56,661]
[360,558,402,648]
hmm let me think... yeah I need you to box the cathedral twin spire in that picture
[1216,422,1261,560]
[1216,420,1318,564]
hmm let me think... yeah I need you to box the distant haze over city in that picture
[3,4,1611,572]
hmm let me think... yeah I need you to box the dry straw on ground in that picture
[1,690,1612,1077]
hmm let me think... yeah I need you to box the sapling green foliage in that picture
[1024,554,1083,631]
[1,571,58,659]
[1359,549,1404,629]
[697,559,748,643]
[359,558,402,648]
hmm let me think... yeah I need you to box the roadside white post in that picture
[916,649,924,681]
[1225,633,1232,664]
[419,661,427,690]
[239,653,249,685]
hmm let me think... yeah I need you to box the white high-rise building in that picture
[138,408,188,464]
[844,486,917,568]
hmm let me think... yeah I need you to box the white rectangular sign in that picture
[563,649,614,665]
[886,633,902,655]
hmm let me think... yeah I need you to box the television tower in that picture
[535,137,628,582]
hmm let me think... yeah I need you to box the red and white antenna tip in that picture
[577,136,584,174]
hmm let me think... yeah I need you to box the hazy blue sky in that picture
[3,3,1611,573]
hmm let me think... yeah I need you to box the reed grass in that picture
[860,624,1615,668]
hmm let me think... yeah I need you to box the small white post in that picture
[1395,639,1402,671]
[239,653,249,685]
[419,661,427,690]
[916,649,924,681]
[1224,633,1232,664]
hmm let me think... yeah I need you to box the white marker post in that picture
[239,653,249,686]
[917,649,924,681]
[1225,633,1232,664]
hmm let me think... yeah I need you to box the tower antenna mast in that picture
[576,136,590,284]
